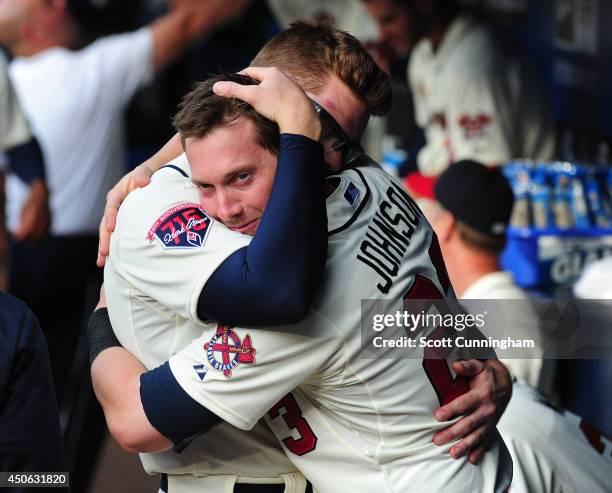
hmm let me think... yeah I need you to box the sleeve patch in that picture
[146,202,212,249]
[204,325,257,378]
[344,181,360,205]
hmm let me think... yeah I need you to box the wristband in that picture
[87,308,121,365]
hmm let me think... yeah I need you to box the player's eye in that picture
[235,172,251,183]
[195,182,213,194]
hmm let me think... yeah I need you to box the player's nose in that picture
[216,191,243,223]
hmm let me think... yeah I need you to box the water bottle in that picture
[508,165,532,229]
[551,172,573,229]
[570,175,590,229]
[585,173,609,228]
[530,168,552,229]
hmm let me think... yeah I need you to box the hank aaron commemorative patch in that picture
[205,325,256,378]
[146,202,211,249]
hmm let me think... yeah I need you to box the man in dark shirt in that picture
[0,292,64,487]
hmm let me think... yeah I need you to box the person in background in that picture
[427,184,612,492]
[362,0,555,198]
[497,381,610,492]
[427,160,555,396]
[0,51,50,287]
[570,257,612,438]
[0,292,65,486]
[428,162,611,492]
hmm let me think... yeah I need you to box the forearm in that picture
[142,133,182,173]
[88,308,214,452]
[88,308,171,452]
[150,2,246,72]
[25,178,48,204]
[95,351,230,454]
[91,347,172,453]
[150,8,195,71]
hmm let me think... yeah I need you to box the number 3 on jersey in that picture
[268,393,318,455]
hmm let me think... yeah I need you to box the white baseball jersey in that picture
[409,13,555,176]
[0,52,30,151]
[499,382,611,492]
[461,271,556,398]
[167,161,512,492]
[104,155,309,492]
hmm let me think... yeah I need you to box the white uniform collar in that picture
[157,153,191,179]
[461,271,520,299]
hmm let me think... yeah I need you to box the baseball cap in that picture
[433,160,514,238]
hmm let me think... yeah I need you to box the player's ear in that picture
[436,210,455,243]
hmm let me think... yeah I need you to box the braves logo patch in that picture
[204,325,256,378]
[147,203,211,249]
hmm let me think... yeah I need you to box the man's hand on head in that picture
[212,67,322,141]
[432,359,512,464]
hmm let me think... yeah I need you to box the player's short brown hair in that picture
[456,220,507,255]
[172,74,280,155]
[251,20,392,117]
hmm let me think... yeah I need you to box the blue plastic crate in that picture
[501,227,612,288]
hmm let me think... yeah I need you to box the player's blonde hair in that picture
[251,20,392,117]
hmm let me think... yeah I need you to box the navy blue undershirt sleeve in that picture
[6,137,46,184]
[197,133,327,326]
[140,362,221,452]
